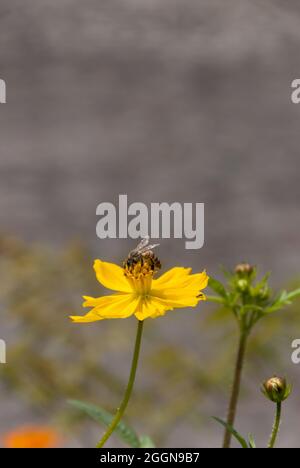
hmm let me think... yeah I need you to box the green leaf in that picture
[219,265,233,280]
[139,436,156,448]
[266,288,300,313]
[242,305,264,314]
[206,295,225,304]
[68,399,140,448]
[208,277,227,298]
[248,434,256,448]
[212,417,248,448]
[252,273,270,295]
[285,288,300,302]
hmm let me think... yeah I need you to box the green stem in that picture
[96,320,144,448]
[223,331,248,448]
[268,402,282,448]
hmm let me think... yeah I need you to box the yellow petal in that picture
[185,271,209,290]
[152,291,200,308]
[152,267,192,290]
[97,294,139,319]
[135,297,169,321]
[82,294,126,308]
[70,311,105,323]
[135,290,205,321]
[198,292,206,300]
[152,269,208,302]
[70,293,138,323]
[93,260,132,293]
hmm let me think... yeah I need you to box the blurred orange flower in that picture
[3,426,60,448]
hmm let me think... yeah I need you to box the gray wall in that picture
[1,0,300,282]
[0,0,300,447]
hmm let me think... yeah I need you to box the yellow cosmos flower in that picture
[70,253,208,323]
[70,241,208,448]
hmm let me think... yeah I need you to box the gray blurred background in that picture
[0,0,300,448]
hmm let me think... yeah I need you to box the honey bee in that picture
[123,236,161,277]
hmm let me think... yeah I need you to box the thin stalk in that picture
[268,402,282,448]
[223,331,248,448]
[96,320,144,448]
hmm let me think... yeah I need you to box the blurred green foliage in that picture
[0,234,299,446]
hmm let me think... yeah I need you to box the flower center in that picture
[123,253,161,281]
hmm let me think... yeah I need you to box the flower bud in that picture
[257,286,270,301]
[235,263,254,276]
[262,377,292,403]
[236,279,249,293]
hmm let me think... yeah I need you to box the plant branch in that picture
[268,402,282,449]
[96,320,144,448]
[223,330,248,448]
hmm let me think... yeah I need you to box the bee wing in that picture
[129,236,150,255]
[139,244,159,255]
[129,237,160,255]
[140,243,160,255]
